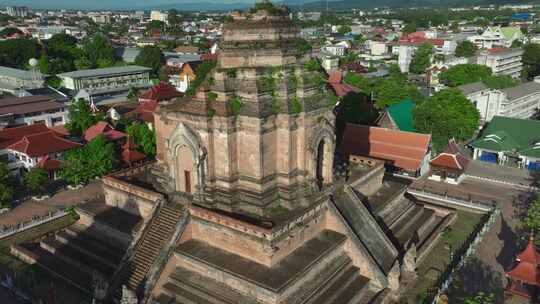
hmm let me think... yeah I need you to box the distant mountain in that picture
[0,0,536,11]
[300,0,536,10]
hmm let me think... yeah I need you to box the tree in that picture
[82,33,115,68]
[335,92,378,142]
[413,89,480,151]
[522,43,540,79]
[126,122,156,156]
[409,43,433,74]
[482,75,518,89]
[0,27,22,37]
[524,194,540,244]
[146,20,166,34]
[24,168,48,195]
[439,64,492,87]
[455,40,477,58]
[0,38,40,69]
[402,22,417,34]
[134,46,165,78]
[168,9,182,26]
[127,87,140,102]
[0,162,14,207]
[344,73,374,92]
[65,99,104,136]
[464,292,495,304]
[510,39,523,48]
[337,25,352,35]
[61,135,116,186]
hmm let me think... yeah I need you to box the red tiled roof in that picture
[201,53,218,61]
[49,125,70,137]
[122,139,146,164]
[138,82,182,102]
[136,101,158,124]
[339,124,431,172]
[328,71,342,84]
[8,131,81,157]
[330,83,360,98]
[0,95,65,116]
[507,236,540,286]
[0,124,50,149]
[37,156,62,171]
[488,47,511,54]
[430,152,469,171]
[84,122,126,142]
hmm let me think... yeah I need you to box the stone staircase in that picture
[14,222,131,294]
[112,203,185,297]
[155,230,377,304]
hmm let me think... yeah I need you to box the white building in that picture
[57,66,152,105]
[323,44,347,57]
[6,6,28,18]
[90,14,111,24]
[0,66,45,93]
[370,41,388,56]
[398,45,415,73]
[0,95,68,128]
[150,10,169,24]
[476,48,523,79]
[458,79,540,122]
[57,66,151,92]
[467,26,523,49]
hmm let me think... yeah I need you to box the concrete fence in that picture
[0,209,69,241]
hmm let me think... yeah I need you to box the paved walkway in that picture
[0,181,103,227]
[445,181,533,303]
[466,160,534,188]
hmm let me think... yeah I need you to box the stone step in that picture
[395,209,436,247]
[389,204,423,232]
[64,225,130,250]
[417,211,439,240]
[40,236,116,278]
[333,275,371,304]
[162,282,215,304]
[55,231,124,267]
[309,265,358,304]
[168,267,260,304]
[155,294,179,304]
[113,204,185,296]
[380,198,415,227]
[175,230,348,294]
[15,243,93,294]
[372,188,407,216]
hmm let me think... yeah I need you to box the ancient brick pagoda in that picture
[10,3,452,304]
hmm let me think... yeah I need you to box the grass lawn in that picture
[401,210,484,303]
[0,214,86,302]
[0,214,76,273]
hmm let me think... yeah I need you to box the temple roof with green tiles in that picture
[387,99,416,132]
[471,116,540,159]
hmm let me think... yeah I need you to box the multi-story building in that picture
[471,116,540,171]
[57,65,151,92]
[476,48,523,78]
[150,10,168,24]
[458,79,540,122]
[0,66,45,93]
[0,124,80,176]
[0,95,68,128]
[6,6,28,18]
[467,26,523,49]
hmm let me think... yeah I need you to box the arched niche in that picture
[167,123,206,194]
[309,127,335,189]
